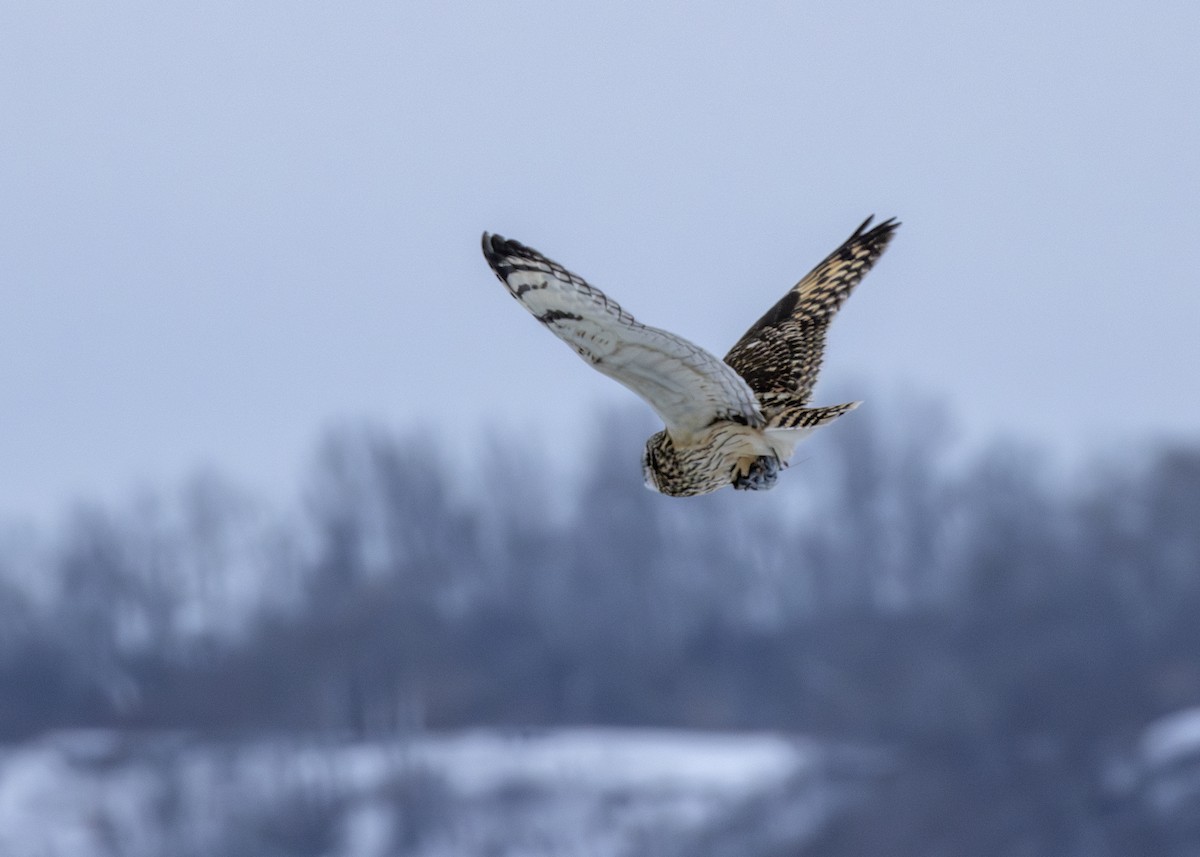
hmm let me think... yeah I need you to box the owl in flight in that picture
[482,217,899,497]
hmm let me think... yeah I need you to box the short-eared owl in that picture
[482,217,899,497]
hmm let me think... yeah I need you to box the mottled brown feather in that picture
[724,216,899,404]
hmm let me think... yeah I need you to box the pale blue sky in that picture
[2,1,1198,521]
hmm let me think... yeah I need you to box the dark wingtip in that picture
[852,214,901,237]
[481,231,502,262]
[481,232,512,281]
[854,215,901,250]
[482,232,536,265]
[830,214,900,262]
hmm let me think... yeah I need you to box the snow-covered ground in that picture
[0,728,851,857]
[1138,706,1200,823]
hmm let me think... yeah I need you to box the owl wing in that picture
[724,216,899,403]
[483,233,764,437]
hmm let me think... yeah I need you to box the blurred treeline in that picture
[1,400,1199,848]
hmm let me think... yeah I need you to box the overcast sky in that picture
[2,1,1197,522]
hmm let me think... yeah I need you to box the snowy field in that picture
[0,728,854,857]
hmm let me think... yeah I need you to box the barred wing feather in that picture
[482,233,764,438]
[724,216,900,403]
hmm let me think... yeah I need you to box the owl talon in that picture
[732,455,781,491]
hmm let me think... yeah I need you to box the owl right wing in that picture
[724,216,899,403]
[483,233,764,438]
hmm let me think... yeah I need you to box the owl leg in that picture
[732,455,781,491]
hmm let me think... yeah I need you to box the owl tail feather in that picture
[765,401,860,430]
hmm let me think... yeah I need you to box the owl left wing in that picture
[483,233,764,437]
[724,216,899,403]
